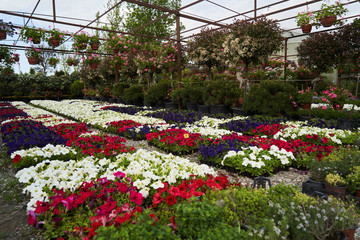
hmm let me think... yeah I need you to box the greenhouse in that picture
[1,0,360,239]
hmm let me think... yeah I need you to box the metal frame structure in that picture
[1,0,360,83]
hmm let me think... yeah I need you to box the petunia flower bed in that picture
[10,143,77,169]
[221,145,295,176]
[146,128,204,155]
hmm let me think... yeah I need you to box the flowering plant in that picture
[83,53,101,65]
[320,86,354,109]
[295,11,314,27]
[65,56,79,66]
[146,128,204,155]
[0,19,15,36]
[221,145,295,176]
[315,2,348,19]
[25,47,42,59]
[295,87,317,105]
[89,34,100,44]
[48,56,59,66]
[72,31,89,43]
[46,28,65,45]
[20,27,45,44]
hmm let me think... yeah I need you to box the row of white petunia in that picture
[7,102,218,211]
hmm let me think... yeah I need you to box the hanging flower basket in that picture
[13,54,19,62]
[32,38,41,44]
[0,31,6,40]
[301,24,312,33]
[169,66,175,72]
[89,63,98,69]
[320,16,337,27]
[143,50,149,56]
[67,62,73,66]
[78,43,87,50]
[27,57,40,65]
[131,48,138,55]
[49,38,60,47]
[90,43,99,51]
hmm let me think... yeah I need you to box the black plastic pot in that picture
[186,102,198,111]
[197,105,210,114]
[164,101,177,109]
[337,118,358,130]
[232,107,245,116]
[209,105,230,115]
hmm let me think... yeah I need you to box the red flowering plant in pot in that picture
[27,172,144,240]
[82,53,101,69]
[146,128,204,155]
[295,10,315,33]
[25,46,42,64]
[293,87,317,109]
[72,31,89,50]
[314,2,348,28]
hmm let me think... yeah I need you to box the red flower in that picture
[165,195,177,206]
[27,211,37,226]
[153,192,164,208]
[12,154,21,163]
[129,191,143,205]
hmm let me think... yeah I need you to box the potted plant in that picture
[25,47,42,65]
[337,203,359,240]
[295,87,316,109]
[345,166,360,197]
[72,31,89,50]
[12,53,19,62]
[0,20,15,40]
[314,2,348,28]
[324,173,347,196]
[89,35,100,51]
[46,28,65,47]
[20,27,45,44]
[320,86,354,110]
[83,54,101,69]
[98,85,111,102]
[295,11,314,33]
[48,57,59,67]
[66,57,79,66]
[0,46,12,61]
[111,82,129,103]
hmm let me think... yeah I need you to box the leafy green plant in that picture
[345,167,360,194]
[0,19,15,36]
[46,28,65,45]
[20,27,45,43]
[244,80,297,116]
[296,11,314,27]
[48,57,59,67]
[325,173,346,186]
[70,80,84,98]
[123,84,144,104]
[111,82,130,97]
[314,2,348,27]
[144,81,171,105]
[25,47,42,59]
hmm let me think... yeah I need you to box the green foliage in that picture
[70,80,84,98]
[123,84,144,103]
[175,197,245,239]
[111,82,130,97]
[205,187,268,226]
[95,210,179,240]
[297,32,343,75]
[124,0,182,43]
[202,79,242,106]
[244,80,297,116]
[346,167,360,194]
[144,81,171,105]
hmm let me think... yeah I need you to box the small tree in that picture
[297,32,343,76]
[223,17,283,81]
[337,18,360,67]
[187,27,227,81]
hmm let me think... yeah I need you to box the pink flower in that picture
[322,106,327,109]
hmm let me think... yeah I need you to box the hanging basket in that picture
[91,43,99,51]
[27,57,40,65]
[0,31,6,40]
[49,38,60,47]
[32,38,41,44]
[301,24,312,33]
[320,16,337,27]
[73,61,79,66]
[67,62,73,66]
[131,48,138,55]
[169,66,175,72]
[89,63,98,69]
[77,43,87,50]
[14,55,19,62]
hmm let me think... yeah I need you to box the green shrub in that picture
[111,82,130,97]
[203,79,242,106]
[70,80,83,98]
[95,210,179,240]
[244,80,297,116]
[144,81,171,105]
[175,197,245,239]
[123,84,144,104]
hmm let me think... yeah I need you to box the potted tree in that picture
[314,2,348,28]
[324,173,347,196]
[295,11,314,33]
[25,47,42,65]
